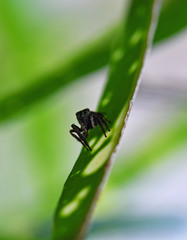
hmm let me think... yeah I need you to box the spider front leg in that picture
[70,124,92,151]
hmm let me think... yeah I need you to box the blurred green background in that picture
[0,0,187,240]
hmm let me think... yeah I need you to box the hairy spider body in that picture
[70,108,110,151]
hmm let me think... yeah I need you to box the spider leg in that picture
[99,121,107,137]
[98,112,111,123]
[70,124,92,151]
[100,117,110,132]
[80,124,88,138]
[94,116,107,137]
[90,114,95,129]
[70,130,90,150]
[92,113,110,137]
[97,113,111,132]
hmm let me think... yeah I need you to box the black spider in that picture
[70,108,110,151]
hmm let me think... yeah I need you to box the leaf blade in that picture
[52,1,161,239]
[109,116,187,188]
[0,0,186,122]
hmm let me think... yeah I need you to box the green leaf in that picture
[108,116,187,188]
[0,26,115,122]
[154,0,187,43]
[52,1,161,239]
[0,0,186,123]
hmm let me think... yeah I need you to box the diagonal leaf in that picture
[109,115,187,188]
[52,1,161,240]
[0,0,186,123]
[0,26,115,122]
[154,0,187,43]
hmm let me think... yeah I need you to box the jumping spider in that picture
[70,108,110,151]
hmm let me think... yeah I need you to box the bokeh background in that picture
[0,1,187,240]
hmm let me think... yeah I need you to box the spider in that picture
[70,108,110,151]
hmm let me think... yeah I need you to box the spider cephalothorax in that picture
[70,108,110,151]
